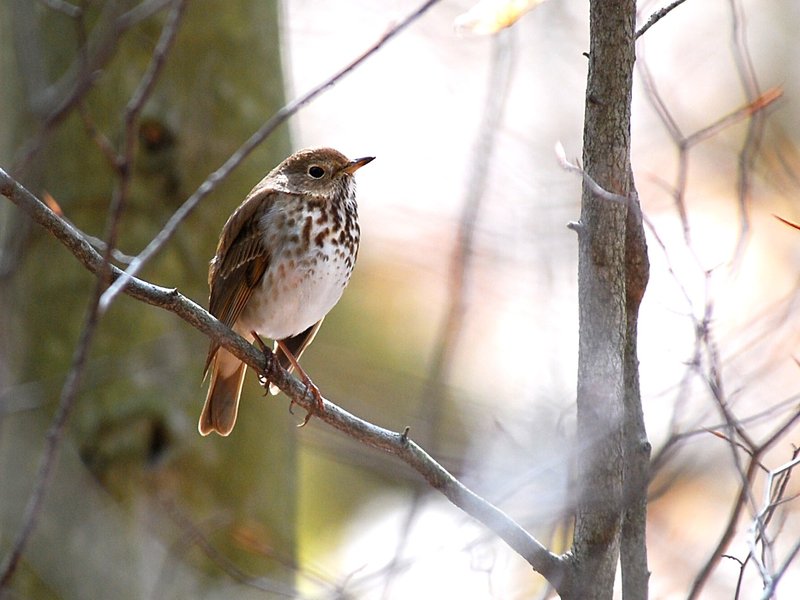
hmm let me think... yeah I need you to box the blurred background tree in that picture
[0,0,297,597]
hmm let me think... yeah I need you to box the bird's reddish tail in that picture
[199,349,247,436]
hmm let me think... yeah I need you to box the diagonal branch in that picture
[635,0,692,40]
[0,165,571,594]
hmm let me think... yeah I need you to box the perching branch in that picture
[0,166,571,594]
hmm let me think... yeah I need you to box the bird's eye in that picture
[308,165,325,179]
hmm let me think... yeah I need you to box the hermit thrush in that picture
[199,147,374,436]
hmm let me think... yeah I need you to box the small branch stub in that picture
[400,426,411,445]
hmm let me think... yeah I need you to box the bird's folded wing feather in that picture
[204,190,274,374]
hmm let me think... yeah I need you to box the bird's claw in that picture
[251,331,274,396]
[294,377,323,428]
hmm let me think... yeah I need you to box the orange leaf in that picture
[42,191,64,217]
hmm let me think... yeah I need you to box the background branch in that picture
[381,26,517,597]
[0,264,103,589]
[12,0,175,174]
[687,408,800,599]
[0,2,186,587]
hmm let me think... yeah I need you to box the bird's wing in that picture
[204,187,275,374]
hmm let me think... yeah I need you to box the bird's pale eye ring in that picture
[308,165,325,179]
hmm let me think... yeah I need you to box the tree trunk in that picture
[621,190,651,598]
[569,0,649,598]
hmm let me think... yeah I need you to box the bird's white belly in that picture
[239,250,351,340]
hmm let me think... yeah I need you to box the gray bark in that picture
[569,0,650,598]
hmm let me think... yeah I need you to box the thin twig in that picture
[687,410,800,599]
[634,0,692,40]
[12,0,175,174]
[555,141,629,204]
[746,450,800,593]
[98,0,186,314]
[99,0,444,311]
[153,499,299,597]
[637,42,781,246]
[763,537,800,600]
[699,292,767,550]
[649,395,800,482]
[684,88,781,147]
[728,0,767,266]
[728,0,760,101]
[124,1,185,122]
[78,104,122,172]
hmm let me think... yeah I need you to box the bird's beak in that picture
[342,156,375,174]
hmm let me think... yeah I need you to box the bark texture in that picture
[569,0,650,598]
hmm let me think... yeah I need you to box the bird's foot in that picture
[296,378,323,428]
[251,331,274,395]
[276,339,325,428]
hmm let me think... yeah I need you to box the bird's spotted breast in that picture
[314,228,330,248]
[301,215,313,253]
[239,197,359,341]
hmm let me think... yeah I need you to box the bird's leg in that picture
[251,331,274,395]
[276,339,324,427]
